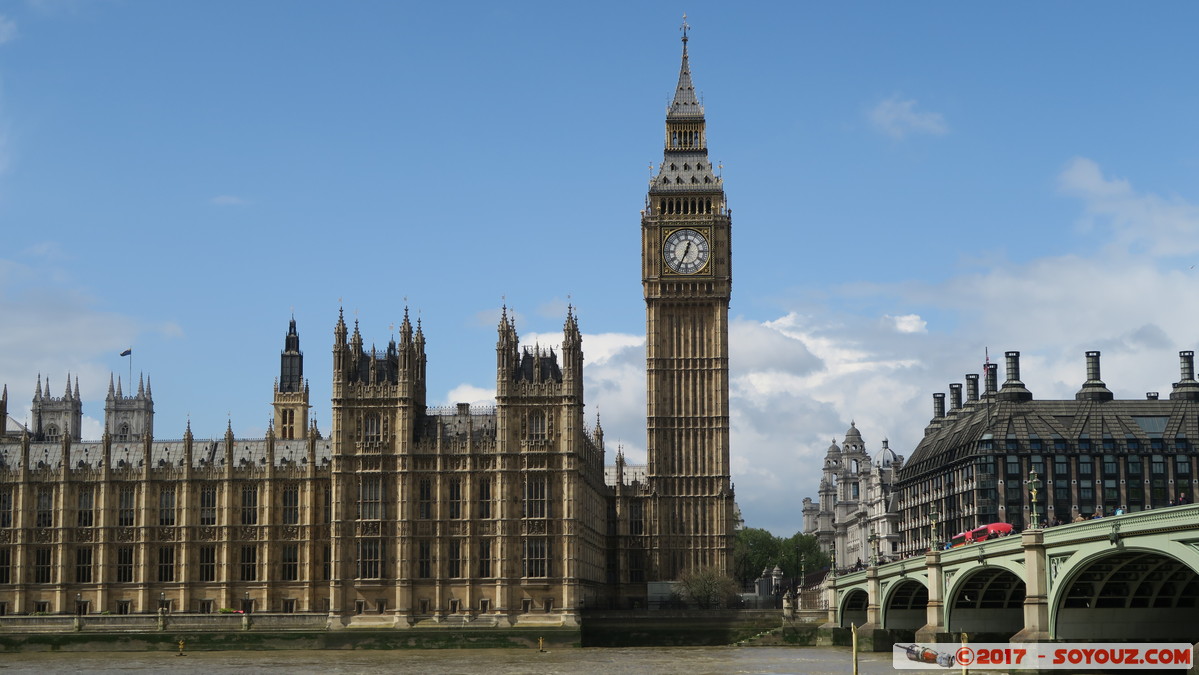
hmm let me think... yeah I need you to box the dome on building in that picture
[842,421,864,452]
[825,438,840,455]
[875,439,899,467]
[844,421,863,442]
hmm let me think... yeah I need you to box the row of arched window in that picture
[658,197,715,215]
[670,129,702,148]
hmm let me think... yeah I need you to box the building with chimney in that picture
[895,350,1199,556]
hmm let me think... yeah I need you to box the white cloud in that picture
[210,195,249,206]
[0,257,142,427]
[441,384,494,407]
[870,95,948,139]
[888,314,927,334]
[0,15,16,45]
[1058,157,1199,257]
[728,159,1199,534]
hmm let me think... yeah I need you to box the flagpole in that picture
[120,348,133,396]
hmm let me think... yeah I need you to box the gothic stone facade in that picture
[0,311,608,622]
[0,32,736,621]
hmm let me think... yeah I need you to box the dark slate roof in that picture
[899,396,1199,480]
[651,154,720,194]
[668,38,703,119]
[0,437,334,471]
[516,349,562,383]
[417,406,498,444]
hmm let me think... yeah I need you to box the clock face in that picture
[663,228,711,274]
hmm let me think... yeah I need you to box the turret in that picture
[274,318,310,440]
[496,306,520,396]
[104,370,154,442]
[279,317,304,393]
[333,307,348,386]
[561,306,584,396]
[31,372,83,442]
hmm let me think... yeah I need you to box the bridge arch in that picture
[881,578,928,630]
[840,588,868,628]
[944,566,1025,638]
[1052,546,1199,642]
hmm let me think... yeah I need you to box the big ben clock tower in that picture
[642,21,734,580]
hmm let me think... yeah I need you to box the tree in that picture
[732,527,781,587]
[732,528,830,587]
[676,566,741,609]
[781,532,830,583]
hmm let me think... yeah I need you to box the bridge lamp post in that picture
[929,508,939,551]
[798,553,806,610]
[1027,470,1042,529]
[868,532,879,567]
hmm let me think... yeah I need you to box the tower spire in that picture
[669,15,702,119]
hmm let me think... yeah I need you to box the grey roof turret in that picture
[668,25,702,119]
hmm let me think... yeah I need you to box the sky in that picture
[2,2,1199,535]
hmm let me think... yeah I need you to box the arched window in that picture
[528,411,546,441]
[44,424,60,442]
[364,414,381,443]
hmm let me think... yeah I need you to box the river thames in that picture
[0,646,898,674]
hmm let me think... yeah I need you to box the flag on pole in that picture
[120,348,132,357]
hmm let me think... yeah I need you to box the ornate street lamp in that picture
[868,532,879,567]
[929,507,939,551]
[1027,470,1043,529]
[798,552,806,610]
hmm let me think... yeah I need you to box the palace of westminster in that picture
[5,28,1199,625]
[0,30,736,623]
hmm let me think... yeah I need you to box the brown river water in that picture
[0,646,900,674]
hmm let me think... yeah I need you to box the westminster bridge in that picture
[827,504,1199,646]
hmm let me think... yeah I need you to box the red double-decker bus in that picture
[949,522,1014,548]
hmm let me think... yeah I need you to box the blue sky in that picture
[3,2,1199,535]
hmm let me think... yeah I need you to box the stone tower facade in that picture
[0,25,737,619]
[273,318,309,440]
[31,375,82,443]
[104,373,154,442]
[640,26,735,580]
